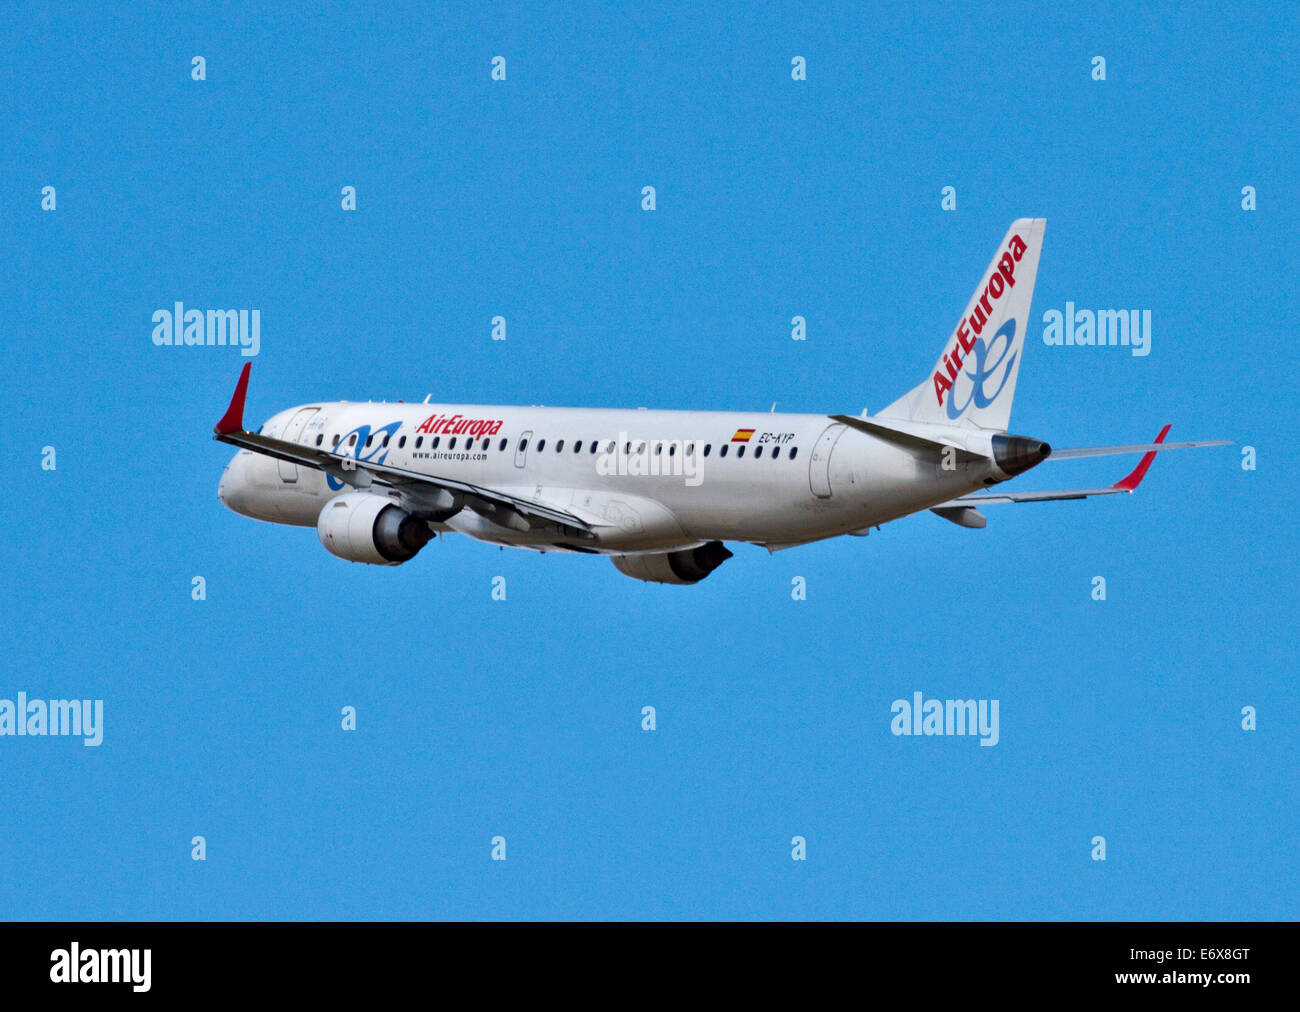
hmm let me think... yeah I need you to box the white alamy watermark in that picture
[50,944,150,992]
[596,433,705,487]
[151,303,260,357]
[1042,303,1151,357]
[0,692,103,746]
[890,692,999,746]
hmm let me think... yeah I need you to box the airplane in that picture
[214,219,1229,584]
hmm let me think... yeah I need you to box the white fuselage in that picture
[218,399,1007,554]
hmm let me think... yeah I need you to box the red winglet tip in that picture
[1113,423,1171,491]
[214,363,252,435]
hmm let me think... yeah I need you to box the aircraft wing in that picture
[933,424,1228,508]
[212,364,597,536]
[1048,439,1231,459]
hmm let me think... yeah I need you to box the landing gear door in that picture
[277,407,319,482]
[514,430,533,469]
[808,422,847,499]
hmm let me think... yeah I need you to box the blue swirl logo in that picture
[946,319,1018,419]
[326,421,402,490]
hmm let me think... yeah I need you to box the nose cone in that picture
[992,434,1052,478]
[218,452,254,516]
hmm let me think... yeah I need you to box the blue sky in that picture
[1,1,1295,919]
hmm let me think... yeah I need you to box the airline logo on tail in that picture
[933,231,1028,415]
[944,319,1017,420]
[877,218,1043,433]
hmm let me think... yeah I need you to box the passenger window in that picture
[720,445,728,457]
[499,438,507,451]
[332,435,340,448]
[654,443,662,456]
[519,438,528,452]
[754,446,763,458]
[737,445,745,458]
[432,437,440,448]
[703,444,711,457]
[348,434,357,447]
[399,436,406,448]
[624,442,632,454]
[537,439,546,452]
[315,434,324,446]
[556,440,565,452]
[770,446,780,459]
[668,444,676,456]
[789,447,798,460]
[574,441,583,453]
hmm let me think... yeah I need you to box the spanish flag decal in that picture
[731,428,755,443]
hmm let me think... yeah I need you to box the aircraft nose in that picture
[218,453,250,514]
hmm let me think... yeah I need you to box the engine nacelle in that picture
[611,541,733,585]
[317,493,433,565]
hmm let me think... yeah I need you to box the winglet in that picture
[215,363,252,435]
[1112,424,1170,491]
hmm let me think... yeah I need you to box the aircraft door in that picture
[277,408,319,482]
[514,430,533,468]
[808,422,847,499]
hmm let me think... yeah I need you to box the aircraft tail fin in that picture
[879,219,1046,431]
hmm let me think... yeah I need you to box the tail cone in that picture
[992,434,1051,478]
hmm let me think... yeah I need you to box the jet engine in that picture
[317,493,433,565]
[611,541,733,585]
